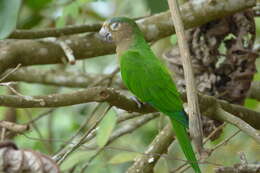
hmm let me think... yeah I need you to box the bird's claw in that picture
[130,96,143,109]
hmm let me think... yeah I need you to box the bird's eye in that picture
[110,22,121,31]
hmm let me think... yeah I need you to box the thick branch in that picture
[4,69,260,101]
[0,87,260,129]
[0,0,255,74]
[0,87,154,113]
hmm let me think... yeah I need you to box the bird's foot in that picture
[130,96,144,109]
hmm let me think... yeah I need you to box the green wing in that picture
[120,50,187,125]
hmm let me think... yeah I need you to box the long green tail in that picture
[170,115,201,173]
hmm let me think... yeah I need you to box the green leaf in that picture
[154,157,169,173]
[78,0,91,4]
[244,98,259,109]
[145,0,168,14]
[255,18,260,38]
[109,152,140,164]
[26,0,52,10]
[254,73,260,81]
[170,35,177,45]
[60,150,95,170]
[56,17,66,28]
[257,59,260,71]
[63,2,79,19]
[56,1,80,28]
[96,109,117,148]
[0,0,21,39]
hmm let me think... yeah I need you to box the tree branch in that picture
[0,0,255,74]
[4,68,260,102]
[216,107,260,144]
[0,121,29,133]
[54,113,159,163]
[168,0,204,155]
[8,24,102,39]
[195,93,260,130]
[0,87,260,129]
[54,112,154,161]
[126,124,174,173]
[3,68,107,88]
[0,87,155,112]
[86,113,160,149]
[215,163,260,173]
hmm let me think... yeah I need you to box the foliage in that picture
[0,0,21,39]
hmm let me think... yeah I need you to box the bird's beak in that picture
[99,27,113,43]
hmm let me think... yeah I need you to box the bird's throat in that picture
[116,38,134,57]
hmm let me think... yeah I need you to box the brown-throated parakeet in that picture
[99,17,201,173]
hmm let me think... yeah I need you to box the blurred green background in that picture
[0,0,259,172]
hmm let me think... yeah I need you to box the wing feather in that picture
[120,50,183,113]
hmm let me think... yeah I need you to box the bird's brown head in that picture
[99,17,140,44]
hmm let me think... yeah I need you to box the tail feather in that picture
[147,102,200,172]
[170,116,201,173]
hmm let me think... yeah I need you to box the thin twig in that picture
[42,38,76,65]
[203,123,226,144]
[216,107,260,144]
[82,113,160,173]
[0,82,23,97]
[0,128,6,141]
[21,130,221,168]
[25,109,56,124]
[21,112,155,147]
[210,129,241,153]
[0,121,29,133]
[8,16,148,39]
[173,129,241,173]
[215,163,260,173]
[81,112,144,145]
[3,68,110,88]
[55,105,112,165]
[167,0,204,155]
[8,24,102,39]
[54,71,120,157]
[21,134,68,143]
[57,40,76,65]
[89,68,120,87]
[0,64,21,82]
[47,112,54,153]
[81,145,221,167]
[24,109,53,153]
[53,103,104,157]
[79,147,104,173]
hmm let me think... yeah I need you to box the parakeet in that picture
[99,17,201,173]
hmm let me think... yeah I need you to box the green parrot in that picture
[99,17,201,173]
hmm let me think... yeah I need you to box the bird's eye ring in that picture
[110,22,120,31]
